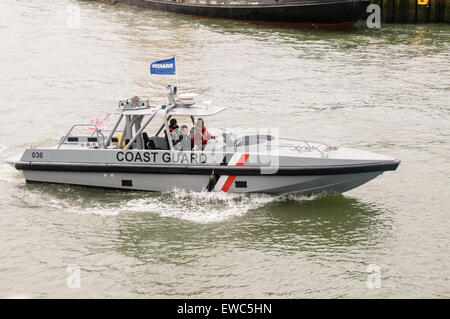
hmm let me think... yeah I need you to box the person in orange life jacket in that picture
[192,117,214,151]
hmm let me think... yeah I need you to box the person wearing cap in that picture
[174,125,191,151]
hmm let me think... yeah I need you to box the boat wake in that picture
[80,189,318,223]
[121,188,280,223]
[0,144,23,183]
[15,184,319,223]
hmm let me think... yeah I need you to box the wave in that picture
[121,188,278,223]
[0,144,23,183]
[16,185,318,223]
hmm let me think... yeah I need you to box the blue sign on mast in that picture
[150,57,176,75]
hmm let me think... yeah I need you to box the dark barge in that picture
[107,0,371,30]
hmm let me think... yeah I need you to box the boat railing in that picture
[57,124,105,149]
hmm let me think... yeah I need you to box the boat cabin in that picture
[57,85,227,151]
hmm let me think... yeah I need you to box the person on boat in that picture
[190,127,195,150]
[169,118,180,140]
[169,118,179,132]
[131,96,140,106]
[161,118,179,145]
[192,118,214,151]
[174,125,191,151]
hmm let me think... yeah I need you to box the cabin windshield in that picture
[107,114,197,151]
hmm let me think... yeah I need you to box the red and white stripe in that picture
[214,153,249,192]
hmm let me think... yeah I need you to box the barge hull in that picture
[110,0,371,29]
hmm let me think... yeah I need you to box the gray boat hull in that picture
[22,169,383,195]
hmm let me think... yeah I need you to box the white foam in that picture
[0,144,23,183]
[77,188,317,223]
[15,189,122,216]
[121,188,278,223]
[282,193,319,202]
[0,144,7,154]
[0,163,16,183]
[68,206,121,216]
[16,184,319,223]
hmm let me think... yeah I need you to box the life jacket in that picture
[192,127,213,145]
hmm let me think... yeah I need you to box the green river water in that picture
[0,0,449,298]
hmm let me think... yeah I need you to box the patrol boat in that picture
[11,85,399,194]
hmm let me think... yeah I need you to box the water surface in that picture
[0,0,449,298]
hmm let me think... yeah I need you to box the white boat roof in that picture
[121,107,158,116]
[166,106,227,117]
[122,105,227,117]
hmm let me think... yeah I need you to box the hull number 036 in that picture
[31,152,44,159]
